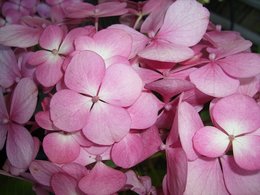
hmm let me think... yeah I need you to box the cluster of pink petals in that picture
[0,0,260,194]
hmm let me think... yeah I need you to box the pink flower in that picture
[193,94,260,170]
[50,50,143,145]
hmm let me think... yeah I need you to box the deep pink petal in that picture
[0,24,41,47]
[184,157,228,195]
[50,89,92,132]
[212,94,260,135]
[145,78,194,101]
[193,126,229,158]
[233,135,260,170]
[166,148,187,195]
[64,50,105,96]
[29,160,62,186]
[127,92,159,129]
[10,78,38,124]
[39,25,64,50]
[35,111,56,130]
[139,41,194,63]
[6,123,34,168]
[27,50,51,66]
[111,133,143,168]
[99,63,142,107]
[0,45,20,88]
[95,2,128,17]
[219,53,260,78]
[178,102,204,160]
[189,63,239,97]
[35,55,63,87]
[157,0,209,46]
[51,173,84,195]
[43,132,80,164]
[61,163,89,181]
[221,155,260,195]
[78,162,126,195]
[83,102,131,145]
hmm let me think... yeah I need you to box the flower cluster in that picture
[0,0,260,194]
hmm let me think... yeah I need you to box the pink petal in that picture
[178,102,204,160]
[78,162,126,195]
[109,24,149,58]
[219,53,260,78]
[82,101,131,145]
[35,111,56,130]
[61,163,89,181]
[221,155,260,195]
[39,25,64,50]
[233,135,260,170]
[189,63,239,97]
[212,94,260,135]
[29,160,62,186]
[27,50,51,66]
[99,63,142,107]
[35,55,63,87]
[166,148,188,195]
[51,173,83,195]
[10,78,38,124]
[0,24,41,47]
[184,157,228,195]
[6,123,34,169]
[64,50,105,96]
[157,0,209,46]
[145,78,194,101]
[127,92,159,129]
[95,2,128,17]
[111,133,143,168]
[43,132,80,164]
[193,126,229,158]
[50,89,92,132]
[138,40,194,63]
[0,45,20,88]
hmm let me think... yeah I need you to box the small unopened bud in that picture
[228,135,235,142]
[92,96,99,103]
[209,53,216,61]
[52,49,59,55]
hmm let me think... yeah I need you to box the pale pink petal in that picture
[212,94,260,135]
[145,78,194,101]
[105,55,130,67]
[39,25,64,50]
[64,51,105,96]
[157,0,209,46]
[184,157,228,195]
[109,24,149,58]
[99,63,142,107]
[166,148,188,195]
[178,102,204,160]
[133,66,162,84]
[221,155,260,195]
[84,145,111,156]
[83,102,131,145]
[139,41,194,63]
[0,45,21,88]
[61,163,89,181]
[0,24,41,47]
[127,92,159,129]
[74,36,95,51]
[73,147,96,166]
[51,173,84,195]
[237,77,259,97]
[59,26,96,55]
[71,131,93,147]
[219,53,260,78]
[189,63,239,97]
[193,126,229,158]
[233,135,260,170]
[78,162,126,195]
[50,89,92,131]
[111,133,143,168]
[35,55,63,87]
[43,132,80,164]
[6,123,34,168]
[95,2,128,17]
[10,78,38,124]
[29,160,62,186]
